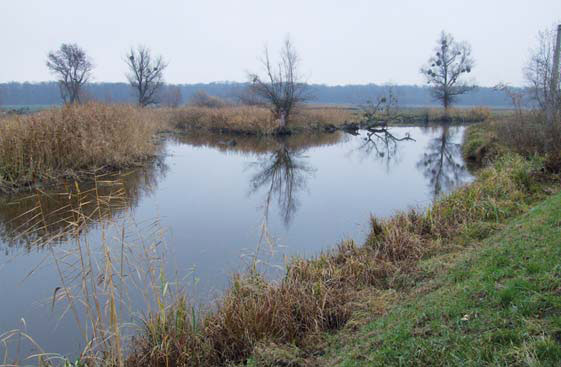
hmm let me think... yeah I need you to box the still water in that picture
[0,125,472,358]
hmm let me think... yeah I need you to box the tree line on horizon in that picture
[0,82,514,108]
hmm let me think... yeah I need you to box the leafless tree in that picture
[46,43,93,104]
[161,85,183,108]
[524,24,561,123]
[421,32,475,111]
[248,37,309,129]
[125,46,168,107]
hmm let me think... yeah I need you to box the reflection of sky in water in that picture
[0,126,473,358]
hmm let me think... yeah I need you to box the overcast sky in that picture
[1,0,559,86]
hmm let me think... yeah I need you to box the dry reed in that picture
[0,103,159,193]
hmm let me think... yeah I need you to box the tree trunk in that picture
[279,110,287,128]
[547,24,561,125]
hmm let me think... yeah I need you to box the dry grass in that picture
[0,103,159,193]
[171,105,354,135]
[171,106,277,135]
[463,111,561,173]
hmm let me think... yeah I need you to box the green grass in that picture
[325,192,561,367]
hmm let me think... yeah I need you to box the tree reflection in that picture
[249,141,315,228]
[353,128,415,169]
[417,126,470,199]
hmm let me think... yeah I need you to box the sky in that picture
[1,0,560,87]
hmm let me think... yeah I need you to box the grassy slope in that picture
[326,192,561,366]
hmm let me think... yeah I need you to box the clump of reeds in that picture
[171,105,354,135]
[171,106,277,135]
[0,103,158,193]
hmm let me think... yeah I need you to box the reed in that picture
[171,105,355,135]
[0,103,158,193]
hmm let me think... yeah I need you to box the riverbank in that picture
[120,118,559,367]
[318,190,561,366]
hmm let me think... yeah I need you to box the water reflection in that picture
[353,128,415,169]
[173,130,345,154]
[417,126,470,199]
[249,141,315,227]
[0,160,166,251]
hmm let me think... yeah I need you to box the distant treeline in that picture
[0,81,515,108]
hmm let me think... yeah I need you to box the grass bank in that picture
[322,190,561,366]
[122,118,559,367]
[0,103,160,194]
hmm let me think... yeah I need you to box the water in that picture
[0,125,472,359]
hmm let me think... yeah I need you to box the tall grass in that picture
[171,106,355,135]
[0,174,172,367]
[463,111,561,172]
[0,103,159,193]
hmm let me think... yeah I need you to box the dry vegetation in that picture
[463,110,561,172]
[170,105,356,135]
[0,103,160,193]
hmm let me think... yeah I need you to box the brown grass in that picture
[170,105,355,135]
[463,111,561,172]
[0,103,159,193]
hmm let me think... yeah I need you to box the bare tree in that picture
[46,43,93,104]
[525,24,561,124]
[421,32,475,111]
[125,46,168,107]
[248,37,309,130]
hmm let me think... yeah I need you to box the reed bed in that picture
[171,106,355,135]
[0,103,159,193]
